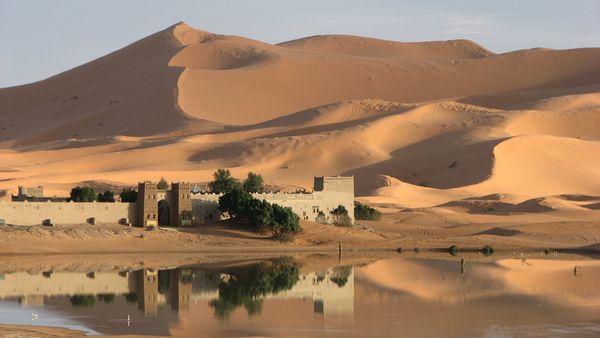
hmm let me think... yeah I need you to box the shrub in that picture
[480,245,495,256]
[70,186,96,202]
[119,188,137,202]
[448,245,459,256]
[209,168,241,194]
[97,190,115,202]
[331,205,352,227]
[354,202,382,221]
[315,211,327,224]
[243,172,264,193]
[157,177,169,190]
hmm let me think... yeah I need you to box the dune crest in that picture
[0,22,599,217]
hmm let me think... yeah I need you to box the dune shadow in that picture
[345,132,507,195]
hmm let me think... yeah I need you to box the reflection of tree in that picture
[315,271,326,284]
[329,266,352,287]
[70,294,96,307]
[97,293,115,303]
[125,292,138,304]
[209,258,300,319]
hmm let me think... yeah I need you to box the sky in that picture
[0,0,599,88]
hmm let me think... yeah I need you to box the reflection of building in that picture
[268,269,355,317]
[189,267,355,318]
[169,269,193,312]
[136,269,158,316]
[0,265,354,320]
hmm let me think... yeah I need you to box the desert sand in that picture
[0,22,599,256]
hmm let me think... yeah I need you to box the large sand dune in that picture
[1,22,599,225]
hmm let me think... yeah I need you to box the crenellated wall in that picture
[0,176,353,226]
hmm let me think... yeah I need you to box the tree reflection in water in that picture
[209,257,300,319]
[329,266,352,287]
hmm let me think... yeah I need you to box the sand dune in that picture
[0,22,599,227]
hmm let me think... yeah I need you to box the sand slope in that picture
[0,22,599,222]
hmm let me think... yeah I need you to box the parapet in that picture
[313,176,354,193]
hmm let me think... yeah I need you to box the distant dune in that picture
[1,22,599,218]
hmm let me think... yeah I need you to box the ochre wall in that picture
[0,201,136,226]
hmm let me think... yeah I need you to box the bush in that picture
[315,211,326,224]
[331,205,352,227]
[70,186,96,202]
[243,172,264,193]
[448,245,459,256]
[119,188,137,203]
[354,202,381,221]
[209,168,241,194]
[480,245,495,256]
[97,190,115,202]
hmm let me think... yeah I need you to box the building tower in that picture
[171,182,192,226]
[137,182,158,227]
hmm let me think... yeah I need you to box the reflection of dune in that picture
[357,258,600,308]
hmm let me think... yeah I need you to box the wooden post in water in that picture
[338,241,342,262]
[460,258,466,275]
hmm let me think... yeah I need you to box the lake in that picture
[0,254,599,337]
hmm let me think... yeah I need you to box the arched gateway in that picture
[137,182,192,227]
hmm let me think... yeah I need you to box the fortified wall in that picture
[191,176,355,225]
[0,201,136,226]
[0,176,353,227]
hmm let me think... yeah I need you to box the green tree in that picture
[97,190,115,202]
[157,177,169,190]
[331,205,352,227]
[243,172,264,193]
[209,169,241,194]
[354,202,381,221]
[272,204,301,237]
[70,186,97,202]
[119,188,137,202]
[219,187,252,220]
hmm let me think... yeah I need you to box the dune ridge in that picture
[0,22,599,227]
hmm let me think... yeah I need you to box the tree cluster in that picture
[69,187,97,202]
[119,188,137,202]
[219,186,301,238]
[354,202,382,221]
[209,169,264,194]
[97,190,115,202]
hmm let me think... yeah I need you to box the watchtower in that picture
[171,182,192,226]
[137,182,158,227]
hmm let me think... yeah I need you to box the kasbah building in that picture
[0,176,355,227]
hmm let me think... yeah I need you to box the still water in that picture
[0,256,599,338]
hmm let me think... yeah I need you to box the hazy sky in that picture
[1,0,598,88]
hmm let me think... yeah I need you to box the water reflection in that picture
[0,256,599,337]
